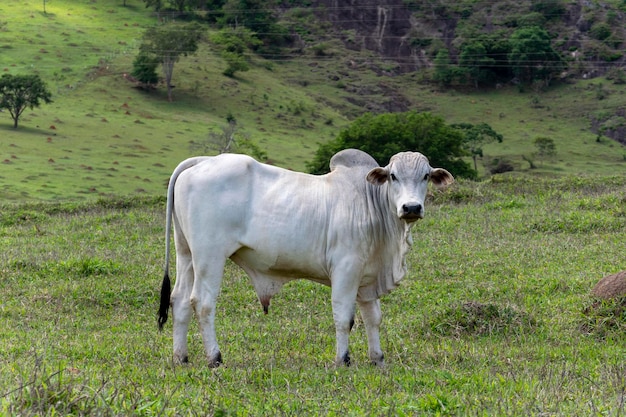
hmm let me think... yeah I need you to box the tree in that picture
[137,22,204,101]
[218,0,289,52]
[433,48,454,87]
[131,52,160,87]
[0,74,52,128]
[143,0,164,18]
[530,0,566,21]
[190,117,267,161]
[433,48,472,87]
[220,0,275,34]
[533,136,556,165]
[458,41,496,88]
[451,122,503,171]
[508,26,564,86]
[210,27,261,77]
[306,111,475,179]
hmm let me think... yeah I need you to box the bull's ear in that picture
[366,167,389,185]
[430,168,454,188]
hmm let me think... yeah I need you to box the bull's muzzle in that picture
[400,203,424,221]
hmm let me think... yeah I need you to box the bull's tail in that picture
[158,271,171,330]
[158,156,212,330]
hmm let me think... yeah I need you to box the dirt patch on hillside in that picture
[590,107,626,146]
[344,81,411,113]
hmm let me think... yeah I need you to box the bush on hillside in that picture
[306,111,476,179]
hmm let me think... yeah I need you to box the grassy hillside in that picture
[0,0,350,200]
[1,177,624,415]
[1,0,625,202]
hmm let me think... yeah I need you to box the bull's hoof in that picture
[370,353,385,367]
[208,351,223,368]
[174,355,189,365]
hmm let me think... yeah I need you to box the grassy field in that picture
[1,1,625,415]
[1,176,624,415]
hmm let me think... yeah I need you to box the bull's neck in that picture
[366,182,411,243]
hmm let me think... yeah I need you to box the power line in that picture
[2,2,622,74]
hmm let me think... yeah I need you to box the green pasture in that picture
[1,177,625,415]
[0,2,625,414]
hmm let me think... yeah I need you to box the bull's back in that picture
[173,154,362,281]
[232,161,337,280]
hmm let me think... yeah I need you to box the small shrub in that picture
[310,42,331,57]
[606,67,626,85]
[595,83,609,100]
[517,12,546,27]
[590,23,612,41]
[289,100,307,116]
[488,158,515,174]
[429,184,475,205]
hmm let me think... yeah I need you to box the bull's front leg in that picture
[330,276,359,366]
[357,298,384,366]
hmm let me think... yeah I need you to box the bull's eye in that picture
[423,173,430,181]
[390,173,397,182]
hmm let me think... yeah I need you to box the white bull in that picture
[158,149,454,367]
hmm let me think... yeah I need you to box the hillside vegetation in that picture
[0,0,625,203]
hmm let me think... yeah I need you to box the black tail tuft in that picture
[158,272,171,330]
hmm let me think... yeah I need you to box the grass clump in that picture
[579,297,626,339]
[429,301,538,337]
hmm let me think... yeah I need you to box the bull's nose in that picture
[401,203,423,220]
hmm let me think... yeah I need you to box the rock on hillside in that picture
[310,0,626,76]
[592,271,626,299]
[311,0,416,72]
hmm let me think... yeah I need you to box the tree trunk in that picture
[163,58,175,102]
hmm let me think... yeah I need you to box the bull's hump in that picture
[329,149,379,172]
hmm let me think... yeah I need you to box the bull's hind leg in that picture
[357,298,384,366]
[170,250,194,364]
[190,258,226,368]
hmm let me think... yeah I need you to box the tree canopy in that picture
[138,22,204,101]
[190,118,267,161]
[533,136,557,164]
[131,52,160,87]
[0,74,52,128]
[210,27,261,77]
[451,122,503,171]
[508,26,564,85]
[306,111,476,179]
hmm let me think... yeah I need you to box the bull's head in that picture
[366,152,454,222]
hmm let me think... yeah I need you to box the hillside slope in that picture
[0,0,625,201]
